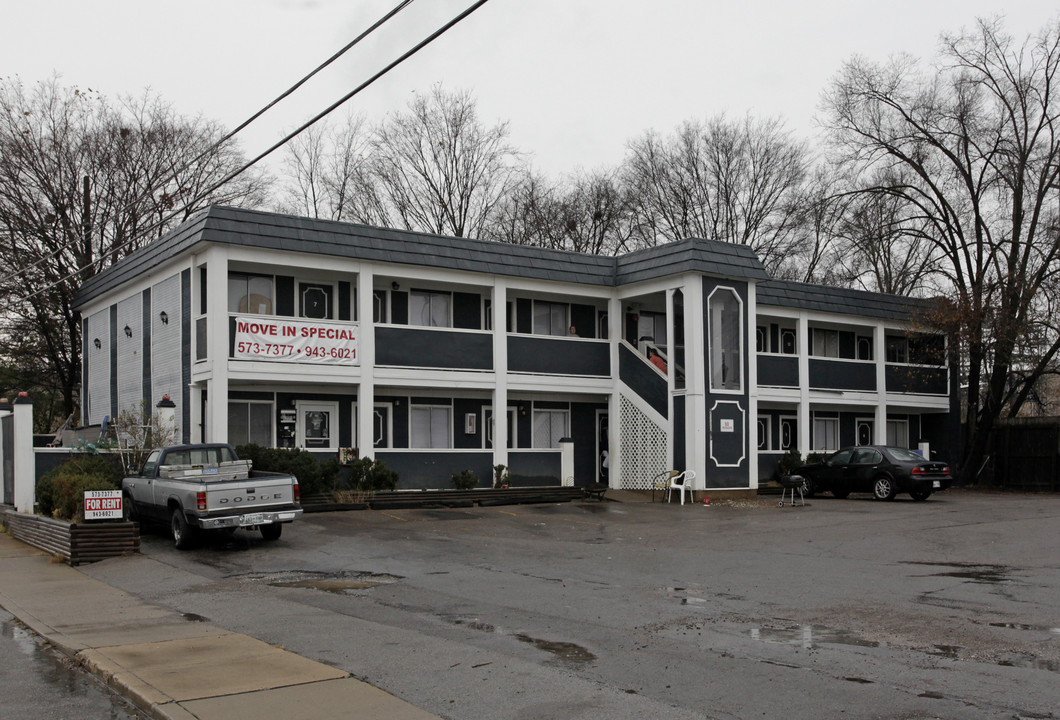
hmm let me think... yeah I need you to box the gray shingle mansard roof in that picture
[756,279,935,321]
[75,206,771,306]
[74,206,928,322]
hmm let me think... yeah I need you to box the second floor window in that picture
[533,301,568,336]
[411,290,451,327]
[886,336,908,363]
[228,273,274,315]
[811,328,839,358]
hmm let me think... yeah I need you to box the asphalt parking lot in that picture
[82,489,1060,720]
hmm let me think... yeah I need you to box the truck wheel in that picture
[171,508,197,549]
[260,524,282,541]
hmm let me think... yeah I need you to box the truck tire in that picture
[260,523,282,541]
[171,507,197,549]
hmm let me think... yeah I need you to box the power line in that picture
[16,0,492,306]
[4,0,417,297]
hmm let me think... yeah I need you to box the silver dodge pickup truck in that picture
[122,443,302,549]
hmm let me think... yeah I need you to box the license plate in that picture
[932,481,941,489]
[240,513,266,526]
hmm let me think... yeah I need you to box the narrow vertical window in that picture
[709,288,742,391]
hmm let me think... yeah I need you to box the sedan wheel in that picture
[873,476,897,501]
[801,475,816,498]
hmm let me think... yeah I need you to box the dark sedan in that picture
[796,445,951,501]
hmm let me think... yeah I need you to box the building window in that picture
[811,328,839,358]
[812,416,838,452]
[410,291,451,327]
[228,273,274,315]
[886,419,909,447]
[857,420,874,446]
[533,301,568,336]
[533,409,569,448]
[411,406,451,448]
[886,336,908,364]
[228,402,273,447]
[709,287,742,391]
[637,311,668,348]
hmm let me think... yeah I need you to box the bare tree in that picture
[488,168,633,255]
[823,18,1060,482]
[370,85,521,238]
[623,115,811,273]
[0,77,268,424]
[276,114,386,224]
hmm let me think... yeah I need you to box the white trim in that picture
[709,399,746,468]
[707,285,745,394]
[296,400,339,450]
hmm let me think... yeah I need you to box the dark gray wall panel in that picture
[507,450,562,486]
[885,366,948,395]
[375,327,492,369]
[757,355,799,387]
[508,336,609,376]
[809,359,876,391]
[375,451,493,490]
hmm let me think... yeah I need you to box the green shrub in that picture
[235,444,342,497]
[775,448,804,478]
[36,455,123,521]
[451,469,479,490]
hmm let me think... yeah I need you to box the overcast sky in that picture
[4,1,1059,177]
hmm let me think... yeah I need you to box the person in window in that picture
[568,325,579,337]
[649,347,668,374]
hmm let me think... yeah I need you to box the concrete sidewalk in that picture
[0,531,440,720]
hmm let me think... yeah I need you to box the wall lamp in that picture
[159,311,169,325]
[123,325,133,338]
[391,281,400,291]
[93,338,101,349]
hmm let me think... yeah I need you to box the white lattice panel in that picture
[619,395,669,489]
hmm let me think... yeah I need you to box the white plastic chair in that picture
[666,469,697,505]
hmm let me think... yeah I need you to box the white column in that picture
[492,279,509,470]
[874,323,888,444]
[797,313,811,455]
[608,295,622,489]
[204,246,229,444]
[683,274,707,486]
[747,281,759,489]
[0,400,9,505]
[13,393,34,513]
[358,264,376,457]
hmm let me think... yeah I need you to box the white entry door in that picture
[296,401,339,450]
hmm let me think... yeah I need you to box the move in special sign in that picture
[233,317,359,365]
[84,490,123,520]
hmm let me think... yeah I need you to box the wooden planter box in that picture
[1,509,139,566]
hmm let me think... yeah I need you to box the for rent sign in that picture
[84,490,123,520]
[233,317,359,365]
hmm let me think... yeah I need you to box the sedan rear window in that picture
[886,447,926,463]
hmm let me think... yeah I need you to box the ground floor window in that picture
[228,402,273,447]
[887,419,909,447]
[412,405,451,448]
[812,416,838,452]
[533,409,569,448]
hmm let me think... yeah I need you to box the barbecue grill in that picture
[777,474,806,507]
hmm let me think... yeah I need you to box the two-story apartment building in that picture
[74,206,958,493]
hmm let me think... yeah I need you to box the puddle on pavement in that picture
[182,612,209,622]
[901,561,1013,584]
[749,624,879,649]
[988,622,1060,634]
[242,570,402,594]
[997,655,1060,673]
[665,587,708,606]
[515,633,596,666]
